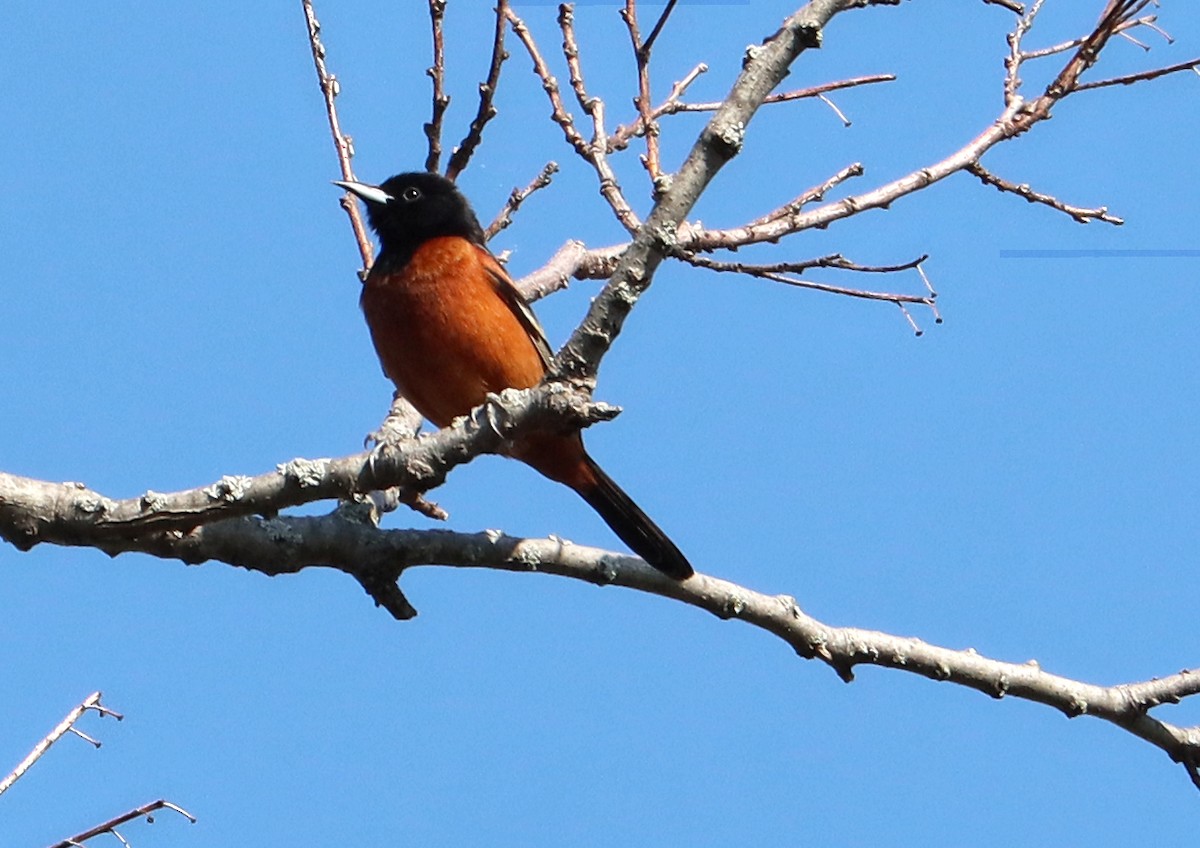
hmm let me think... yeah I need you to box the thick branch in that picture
[0,386,618,551]
[33,515,1200,788]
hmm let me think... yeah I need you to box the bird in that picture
[333,171,694,580]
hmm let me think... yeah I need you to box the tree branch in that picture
[1,692,121,798]
[445,0,511,181]
[48,799,196,848]
[24,517,1200,789]
[503,4,639,232]
[423,0,450,174]
[966,162,1124,224]
[551,0,888,383]
[485,160,559,240]
[301,0,373,271]
[1073,54,1200,91]
[0,385,619,551]
[669,73,896,115]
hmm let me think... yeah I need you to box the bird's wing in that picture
[475,245,554,370]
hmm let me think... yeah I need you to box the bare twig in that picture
[687,252,929,276]
[747,162,866,227]
[548,5,641,231]
[1,692,122,797]
[1042,1,1151,97]
[670,73,896,115]
[1019,15,1163,60]
[301,0,373,269]
[685,252,940,333]
[506,8,590,157]
[967,162,1124,224]
[608,61,708,152]
[485,161,560,240]
[680,0,1176,256]
[47,799,196,848]
[558,4,592,113]
[585,98,641,232]
[1074,55,1200,91]
[817,92,851,126]
[424,0,450,174]
[446,0,511,181]
[621,0,680,183]
[1138,16,1174,45]
[1005,0,1048,102]
[549,0,900,384]
[641,0,678,55]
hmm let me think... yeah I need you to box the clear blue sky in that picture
[3,2,1199,845]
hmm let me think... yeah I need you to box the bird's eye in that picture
[401,186,422,202]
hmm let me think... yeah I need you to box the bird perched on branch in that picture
[334,171,694,580]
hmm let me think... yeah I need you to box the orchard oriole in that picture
[334,172,694,580]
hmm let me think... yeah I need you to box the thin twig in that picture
[747,162,865,227]
[967,162,1124,224]
[671,73,896,114]
[485,161,560,240]
[506,7,590,157]
[687,252,929,276]
[1139,16,1174,45]
[512,5,637,232]
[424,0,450,174]
[588,98,642,232]
[47,799,197,848]
[642,0,678,55]
[817,93,852,126]
[446,0,511,181]
[301,0,373,270]
[558,4,591,113]
[608,62,708,152]
[621,0,679,183]
[1005,0,1048,102]
[686,253,939,317]
[1074,55,1200,91]
[1020,15,1162,60]
[683,0,1170,256]
[2,692,121,797]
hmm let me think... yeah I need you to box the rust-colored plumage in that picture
[338,172,693,580]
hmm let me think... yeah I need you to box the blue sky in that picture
[3,2,1199,845]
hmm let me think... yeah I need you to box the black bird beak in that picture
[332,179,392,205]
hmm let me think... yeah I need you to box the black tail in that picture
[578,457,694,580]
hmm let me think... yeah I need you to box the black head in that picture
[333,171,485,262]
